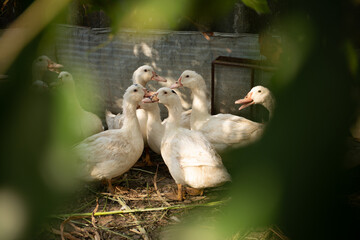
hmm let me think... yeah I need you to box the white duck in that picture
[106,65,166,164]
[140,101,164,155]
[141,95,191,155]
[171,70,264,151]
[73,84,146,192]
[57,71,104,143]
[32,55,63,89]
[145,87,231,200]
[105,65,167,130]
[235,85,275,118]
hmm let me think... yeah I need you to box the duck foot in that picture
[142,147,156,166]
[185,187,204,196]
[134,147,156,167]
[164,184,185,201]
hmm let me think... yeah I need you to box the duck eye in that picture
[258,90,261,93]
[164,91,167,94]
[38,59,42,62]
[65,74,69,77]
[134,89,138,92]
[186,75,189,78]
[144,69,148,72]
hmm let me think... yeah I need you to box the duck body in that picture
[161,125,231,188]
[151,87,230,189]
[171,71,264,151]
[57,71,103,143]
[194,113,265,151]
[74,109,104,141]
[74,127,144,181]
[73,84,146,182]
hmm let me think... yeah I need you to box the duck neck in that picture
[190,81,210,121]
[146,104,162,124]
[64,85,82,110]
[263,97,275,118]
[32,67,45,82]
[122,101,140,129]
[165,101,183,130]
[133,73,147,87]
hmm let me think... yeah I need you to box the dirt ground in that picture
[38,151,288,240]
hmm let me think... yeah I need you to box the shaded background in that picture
[0,0,359,239]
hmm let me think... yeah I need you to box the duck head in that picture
[132,65,167,86]
[33,55,63,74]
[170,70,203,89]
[235,86,272,111]
[124,84,148,104]
[57,71,75,87]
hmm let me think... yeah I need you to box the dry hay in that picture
[38,152,287,240]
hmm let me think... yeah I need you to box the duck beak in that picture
[47,60,63,73]
[142,97,153,103]
[151,71,167,82]
[235,92,254,110]
[150,93,160,102]
[144,90,156,98]
[170,76,183,89]
[142,92,159,103]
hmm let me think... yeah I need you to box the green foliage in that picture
[242,0,270,14]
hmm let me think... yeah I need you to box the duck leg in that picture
[107,179,115,194]
[142,147,153,166]
[177,184,184,201]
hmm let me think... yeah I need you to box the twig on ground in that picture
[92,197,99,228]
[131,168,155,175]
[154,164,171,207]
[51,228,81,240]
[102,195,108,212]
[115,195,149,240]
[58,215,93,240]
[60,217,73,240]
[269,226,289,240]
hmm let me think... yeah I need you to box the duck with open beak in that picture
[235,91,254,111]
[47,59,63,73]
[151,72,167,82]
[144,90,156,98]
[170,76,183,89]
[136,86,149,108]
[142,92,159,103]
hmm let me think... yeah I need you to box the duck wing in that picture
[202,114,264,144]
[163,129,223,168]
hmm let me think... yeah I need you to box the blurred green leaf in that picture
[242,0,270,14]
[345,41,358,77]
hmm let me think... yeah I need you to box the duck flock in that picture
[33,55,275,201]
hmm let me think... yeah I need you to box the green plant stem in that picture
[52,200,226,218]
